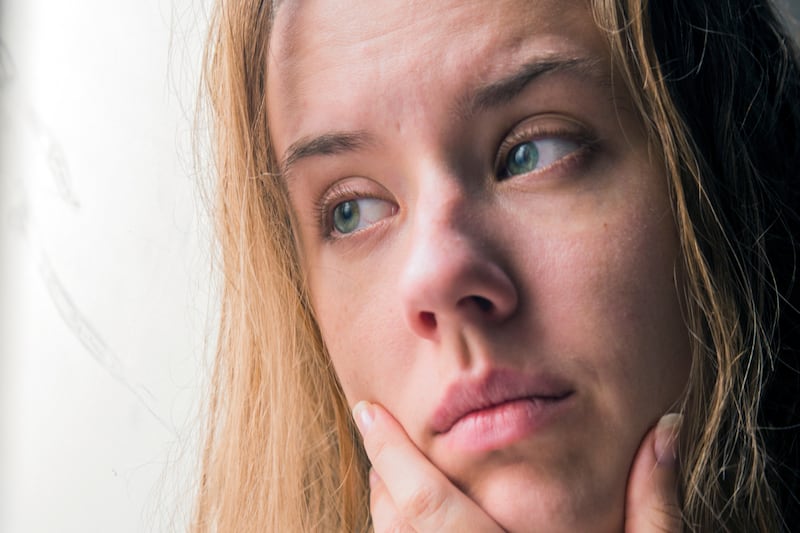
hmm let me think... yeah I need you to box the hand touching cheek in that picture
[355,402,683,533]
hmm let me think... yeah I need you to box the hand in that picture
[624,413,683,532]
[353,402,504,532]
[353,402,683,532]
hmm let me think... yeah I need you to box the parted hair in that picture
[193,0,800,531]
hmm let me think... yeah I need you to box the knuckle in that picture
[368,435,390,466]
[385,520,415,533]
[651,502,683,532]
[399,483,447,523]
[373,516,414,533]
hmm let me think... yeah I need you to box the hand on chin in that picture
[354,401,682,533]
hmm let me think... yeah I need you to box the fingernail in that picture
[353,401,375,433]
[654,413,682,466]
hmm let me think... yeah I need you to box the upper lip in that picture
[430,368,574,434]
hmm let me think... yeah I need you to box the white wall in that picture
[0,2,213,532]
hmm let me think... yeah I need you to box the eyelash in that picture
[494,124,595,179]
[314,183,374,240]
[315,123,597,241]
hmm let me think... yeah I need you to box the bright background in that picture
[1,2,799,533]
[1,1,212,532]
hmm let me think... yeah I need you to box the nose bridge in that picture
[399,170,518,342]
[404,166,476,285]
[404,193,469,294]
[416,177,467,248]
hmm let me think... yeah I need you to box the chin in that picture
[469,464,624,533]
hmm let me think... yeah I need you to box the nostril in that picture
[471,295,494,313]
[420,311,437,329]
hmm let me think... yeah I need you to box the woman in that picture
[194,0,800,531]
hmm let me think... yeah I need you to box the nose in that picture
[399,189,519,342]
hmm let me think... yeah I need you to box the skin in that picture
[267,0,691,531]
[357,403,683,532]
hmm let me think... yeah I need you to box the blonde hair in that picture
[193,2,368,531]
[193,0,800,531]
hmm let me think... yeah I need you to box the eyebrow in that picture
[281,130,374,178]
[463,56,605,117]
[279,56,605,177]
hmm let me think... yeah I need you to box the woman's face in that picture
[267,0,691,531]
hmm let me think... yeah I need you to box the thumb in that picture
[625,413,683,532]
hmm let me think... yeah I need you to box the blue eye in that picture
[333,200,360,233]
[501,138,581,178]
[506,142,540,175]
[331,197,395,235]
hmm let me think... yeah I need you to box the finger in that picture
[354,401,503,532]
[625,413,683,532]
[369,469,414,533]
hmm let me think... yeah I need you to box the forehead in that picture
[267,0,607,153]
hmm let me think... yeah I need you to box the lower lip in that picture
[440,395,573,452]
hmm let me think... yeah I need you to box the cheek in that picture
[461,198,690,531]
[545,196,688,384]
[544,195,690,432]
[310,265,409,405]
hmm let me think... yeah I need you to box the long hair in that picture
[193,0,800,531]
[193,2,369,531]
[592,1,800,529]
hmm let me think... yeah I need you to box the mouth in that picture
[430,368,575,452]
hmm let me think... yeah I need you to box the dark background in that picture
[791,0,800,19]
